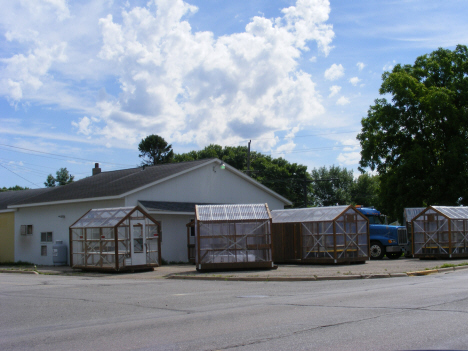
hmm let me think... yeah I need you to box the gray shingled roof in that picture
[9,159,215,207]
[0,188,53,210]
[139,201,215,213]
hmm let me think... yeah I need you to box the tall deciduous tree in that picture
[310,166,354,207]
[350,173,380,208]
[358,45,468,220]
[44,168,74,187]
[138,134,174,166]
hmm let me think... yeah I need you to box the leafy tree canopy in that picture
[138,134,174,165]
[310,165,354,207]
[0,185,30,192]
[45,168,74,188]
[350,173,381,208]
[358,45,468,220]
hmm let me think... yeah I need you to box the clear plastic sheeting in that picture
[412,206,468,258]
[404,208,426,223]
[271,206,369,264]
[70,206,161,271]
[195,204,273,270]
[271,206,349,223]
[197,204,271,222]
[71,207,135,228]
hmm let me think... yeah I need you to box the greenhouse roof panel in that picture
[71,207,135,228]
[432,206,468,219]
[196,204,270,221]
[271,206,350,223]
[404,208,426,222]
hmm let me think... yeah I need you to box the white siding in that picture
[15,199,123,265]
[126,163,286,210]
[149,214,194,263]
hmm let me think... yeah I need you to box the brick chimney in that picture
[92,163,101,176]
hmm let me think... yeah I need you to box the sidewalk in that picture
[2,258,468,281]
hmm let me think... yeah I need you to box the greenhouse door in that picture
[131,220,146,265]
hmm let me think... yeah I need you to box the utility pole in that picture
[247,140,251,177]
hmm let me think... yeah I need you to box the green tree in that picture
[358,45,468,220]
[310,166,354,206]
[45,168,74,187]
[138,134,174,166]
[0,185,30,192]
[350,173,380,208]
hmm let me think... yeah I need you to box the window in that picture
[20,225,33,235]
[41,232,53,243]
[41,245,47,256]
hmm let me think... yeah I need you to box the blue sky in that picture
[1,0,467,189]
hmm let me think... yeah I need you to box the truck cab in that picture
[356,206,408,259]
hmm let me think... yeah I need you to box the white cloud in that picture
[383,60,396,71]
[328,85,341,97]
[337,138,360,166]
[275,140,296,155]
[337,151,361,166]
[349,77,361,86]
[324,63,344,81]
[336,96,350,105]
[0,0,335,150]
[356,62,365,71]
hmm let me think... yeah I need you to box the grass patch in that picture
[432,262,468,269]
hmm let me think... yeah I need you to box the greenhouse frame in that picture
[70,206,161,271]
[271,206,369,264]
[412,206,468,258]
[194,204,274,271]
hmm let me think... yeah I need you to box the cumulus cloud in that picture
[275,140,297,156]
[356,62,365,71]
[328,85,341,97]
[336,96,350,105]
[324,63,344,81]
[349,77,361,86]
[0,0,335,150]
[383,60,397,71]
[336,138,360,165]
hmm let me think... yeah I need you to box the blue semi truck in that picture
[356,206,408,259]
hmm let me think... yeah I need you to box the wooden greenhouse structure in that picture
[271,206,369,264]
[403,207,426,257]
[412,206,468,259]
[70,206,161,271]
[194,204,274,271]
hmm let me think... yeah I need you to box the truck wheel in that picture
[369,242,385,260]
[386,252,401,259]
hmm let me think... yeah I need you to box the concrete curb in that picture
[406,269,438,276]
[166,267,468,282]
[2,265,468,281]
[0,269,38,275]
[166,273,408,281]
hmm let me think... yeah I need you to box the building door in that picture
[130,220,146,265]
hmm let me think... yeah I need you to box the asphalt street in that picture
[1,268,468,350]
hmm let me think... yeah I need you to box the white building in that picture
[8,159,292,265]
